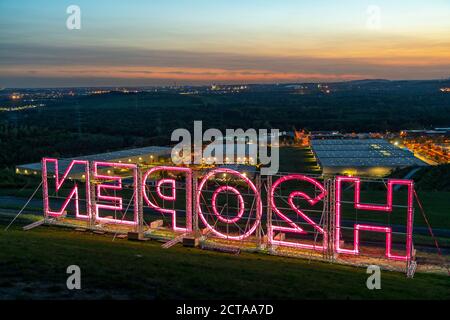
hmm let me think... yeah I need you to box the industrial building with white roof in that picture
[311,139,427,177]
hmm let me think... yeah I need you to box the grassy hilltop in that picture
[0,215,449,300]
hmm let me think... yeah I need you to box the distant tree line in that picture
[1,87,450,170]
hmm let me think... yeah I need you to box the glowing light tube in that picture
[269,174,327,251]
[93,161,138,226]
[142,166,193,232]
[196,168,262,240]
[42,158,90,220]
[335,176,414,261]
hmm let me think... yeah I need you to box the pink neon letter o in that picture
[211,185,245,224]
[196,168,262,240]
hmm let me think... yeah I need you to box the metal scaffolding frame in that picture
[33,160,449,275]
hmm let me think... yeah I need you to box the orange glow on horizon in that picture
[1,66,367,82]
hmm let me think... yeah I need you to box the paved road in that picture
[0,195,44,210]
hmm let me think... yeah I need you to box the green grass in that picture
[413,191,450,229]
[278,147,320,174]
[0,216,448,300]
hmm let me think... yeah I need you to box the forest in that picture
[1,79,450,169]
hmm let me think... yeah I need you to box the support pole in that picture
[4,181,42,231]
[256,173,262,249]
[327,178,336,262]
[192,171,199,239]
[321,178,329,260]
[136,166,144,234]
[266,175,273,252]
[89,161,97,230]
[42,158,48,221]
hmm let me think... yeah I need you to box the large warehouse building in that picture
[311,139,427,177]
[15,146,172,179]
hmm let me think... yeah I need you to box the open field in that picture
[278,146,320,174]
[0,214,449,300]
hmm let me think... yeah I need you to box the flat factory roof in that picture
[16,146,172,175]
[311,139,427,168]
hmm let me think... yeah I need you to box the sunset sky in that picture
[1,0,449,87]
